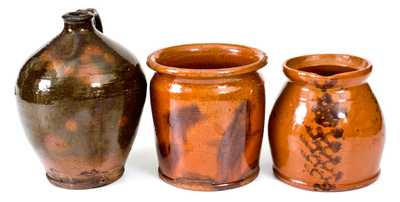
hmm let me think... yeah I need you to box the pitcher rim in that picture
[283,53,372,88]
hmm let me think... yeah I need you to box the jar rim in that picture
[147,43,267,78]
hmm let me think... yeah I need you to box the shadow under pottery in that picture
[117,147,158,184]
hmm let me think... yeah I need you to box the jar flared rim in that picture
[147,43,267,78]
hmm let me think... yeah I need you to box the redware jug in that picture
[16,9,147,189]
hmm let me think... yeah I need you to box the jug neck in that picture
[62,9,103,33]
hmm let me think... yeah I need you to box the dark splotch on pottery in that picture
[147,43,267,191]
[16,9,147,189]
[269,54,384,191]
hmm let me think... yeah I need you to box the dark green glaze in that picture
[16,9,147,189]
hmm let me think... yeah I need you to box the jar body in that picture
[269,81,384,191]
[16,15,146,189]
[150,72,265,191]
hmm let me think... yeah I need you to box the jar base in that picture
[273,167,380,192]
[46,167,124,189]
[158,167,259,191]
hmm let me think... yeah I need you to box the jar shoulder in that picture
[150,72,264,98]
[273,82,381,106]
[269,82,384,137]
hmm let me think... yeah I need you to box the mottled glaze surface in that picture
[269,54,384,191]
[16,9,147,189]
[147,43,267,191]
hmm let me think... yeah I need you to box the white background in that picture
[1,0,399,201]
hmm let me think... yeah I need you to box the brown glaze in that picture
[16,9,147,189]
[269,54,384,191]
[147,43,267,191]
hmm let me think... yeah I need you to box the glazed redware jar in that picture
[147,43,267,191]
[269,54,384,191]
[16,9,147,189]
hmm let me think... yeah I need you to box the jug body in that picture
[16,9,147,189]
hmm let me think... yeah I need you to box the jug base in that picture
[273,167,380,192]
[46,167,124,189]
[158,166,259,191]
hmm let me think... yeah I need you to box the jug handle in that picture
[84,8,103,33]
